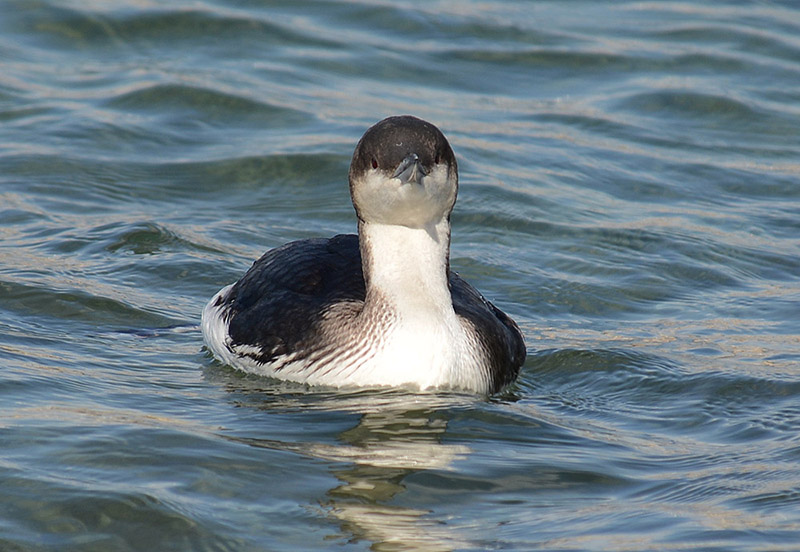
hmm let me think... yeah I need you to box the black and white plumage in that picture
[202,116,525,393]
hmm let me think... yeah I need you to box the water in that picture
[1,0,799,550]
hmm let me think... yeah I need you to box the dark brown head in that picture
[349,116,458,228]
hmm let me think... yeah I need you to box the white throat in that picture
[355,217,482,390]
[359,218,453,317]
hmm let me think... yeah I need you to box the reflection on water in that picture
[326,406,470,552]
[223,384,472,551]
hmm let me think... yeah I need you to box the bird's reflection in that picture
[214,371,475,551]
[321,405,471,551]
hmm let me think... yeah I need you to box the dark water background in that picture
[2,1,799,550]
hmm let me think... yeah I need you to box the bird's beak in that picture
[392,153,428,184]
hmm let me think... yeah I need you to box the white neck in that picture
[359,219,453,316]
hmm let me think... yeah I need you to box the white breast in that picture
[201,220,493,393]
[202,282,490,392]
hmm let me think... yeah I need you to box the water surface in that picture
[1,1,799,550]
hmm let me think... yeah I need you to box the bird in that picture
[202,115,525,393]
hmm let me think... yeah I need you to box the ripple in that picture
[653,22,800,67]
[621,90,776,128]
[103,221,197,256]
[451,48,636,70]
[104,83,310,128]
[13,3,340,52]
[0,278,173,329]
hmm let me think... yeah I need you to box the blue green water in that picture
[2,1,799,550]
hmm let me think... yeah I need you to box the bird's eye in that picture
[434,153,440,165]
[371,158,378,169]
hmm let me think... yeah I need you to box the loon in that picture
[202,116,525,393]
